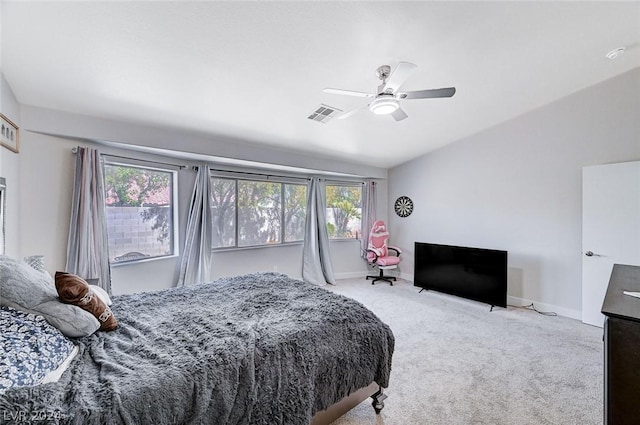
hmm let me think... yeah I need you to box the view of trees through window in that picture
[326,184,362,239]
[102,166,363,258]
[211,177,307,248]
[211,178,236,248]
[104,163,175,262]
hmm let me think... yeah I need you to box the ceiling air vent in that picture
[307,104,342,124]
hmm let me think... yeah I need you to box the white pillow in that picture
[90,285,112,306]
[0,256,57,308]
[0,256,100,337]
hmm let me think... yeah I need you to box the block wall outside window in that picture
[104,163,176,263]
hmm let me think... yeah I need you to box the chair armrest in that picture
[367,249,380,263]
[388,246,402,257]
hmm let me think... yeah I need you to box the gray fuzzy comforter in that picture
[0,273,394,425]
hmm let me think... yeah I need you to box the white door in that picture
[582,161,640,327]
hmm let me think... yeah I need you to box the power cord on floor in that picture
[509,302,557,316]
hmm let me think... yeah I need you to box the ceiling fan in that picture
[323,62,456,121]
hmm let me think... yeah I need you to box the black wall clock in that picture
[394,196,413,217]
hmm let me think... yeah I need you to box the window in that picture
[104,163,176,263]
[283,183,307,242]
[326,184,362,239]
[211,178,236,248]
[211,176,307,249]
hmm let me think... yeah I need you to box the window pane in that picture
[104,164,175,262]
[326,185,362,239]
[211,178,236,248]
[284,184,307,242]
[237,181,281,246]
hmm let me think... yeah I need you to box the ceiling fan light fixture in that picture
[369,97,399,115]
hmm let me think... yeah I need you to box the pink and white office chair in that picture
[366,220,401,285]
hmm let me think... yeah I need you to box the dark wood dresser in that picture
[601,264,640,425]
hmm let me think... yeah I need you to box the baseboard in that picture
[399,272,412,282]
[399,275,581,321]
[506,296,581,321]
[334,271,368,280]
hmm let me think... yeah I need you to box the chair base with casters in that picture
[367,265,397,285]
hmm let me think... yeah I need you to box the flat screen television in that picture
[414,242,507,308]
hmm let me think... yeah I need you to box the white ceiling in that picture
[2,1,639,169]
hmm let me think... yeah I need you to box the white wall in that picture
[21,106,387,180]
[17,110,388,294]
[389,67,640,319]
[0,72,21,257]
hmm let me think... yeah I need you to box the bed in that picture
[0,262,394,425]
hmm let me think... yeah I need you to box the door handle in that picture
[585,250,604,257]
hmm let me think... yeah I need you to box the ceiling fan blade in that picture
[382,62,418,94]
[323,88,374,98]
[399,87,456,100]
[391,107,408,121]
[337,104,368,120]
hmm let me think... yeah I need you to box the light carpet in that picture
[326,278,603,425]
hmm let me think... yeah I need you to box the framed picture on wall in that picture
[0,113,19,153]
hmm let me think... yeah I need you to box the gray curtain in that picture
[302,177,335,285]
[178,165,213,286]
[360,180,377,259]
[66,146,112,294]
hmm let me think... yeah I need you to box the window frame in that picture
[210,172,308,251]
[103,160,179,265]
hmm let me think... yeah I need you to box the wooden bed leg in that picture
[371,386,388,414]
[310,382,379,425]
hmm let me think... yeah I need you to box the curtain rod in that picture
[71,147,186,169]
[208,167,370,184]
[208,167,311,182]
[326,179,367,186]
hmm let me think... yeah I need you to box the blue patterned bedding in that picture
[0,306,76,391]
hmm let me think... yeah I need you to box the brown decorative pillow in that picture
[54,272,117,331]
